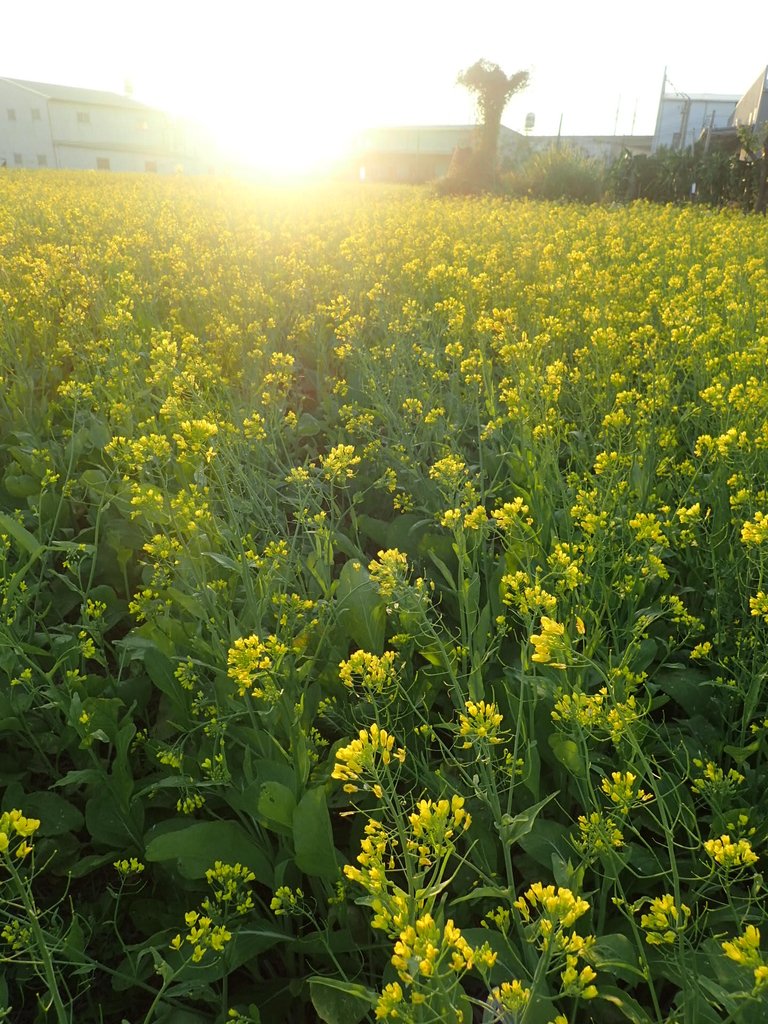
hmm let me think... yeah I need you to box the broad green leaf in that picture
[428,551,456,589]
[145,820,274,883]
[335,559,386,653]
[518,819,571,870]
[293,787,338,880]
[2,472,40,498]
[548,733,586,777]
[498,792,558,845]
[85,791,136,848]
[309,977,376,1024]
[19,791,84,837]
[257,781,296,833]
[52,768,105,789]
[723,741,760,764]
[142,646,182,702]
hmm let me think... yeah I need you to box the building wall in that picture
[0,80,56,167]
[0,79,211,173]
[525,135,652,161]
[359,125,523,183]
[653,96,737,152]
[47,99,172,163]
[731,66,768,129]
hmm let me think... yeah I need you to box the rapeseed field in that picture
[0,171,767,1022]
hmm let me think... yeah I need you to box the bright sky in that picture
[4,1,767,174]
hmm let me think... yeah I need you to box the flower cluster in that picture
[338,650,399,695]
[704,834,759,869]
[0,809,41,861]
[170,911,232,963]
[722,925,768,994]
[457,699,505,747]
[407,795,471,868]
[226,633,289,699]
[332,724,406,796]
[202,861,256,917]
[529,616,568,668]
[638,894,692,945]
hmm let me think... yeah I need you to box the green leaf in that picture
[293,787,338,880]
[0,512,43,556]
[2,472,40,498]
[548,733,586,776]
[428,551,456,590]
[142,646,182,702]
[498,792,558,845]
[517,819,572,871]
[85,791,136,848]
[257,781,296,833]
[203,550,238,571]
[335,559,386,653]
[19,791,84,837]
[598,985,654,1023]
[144,820,274,883]
[67,852,119,878]
[309,977,376,1024]
[723,741,760,764]
[591,934,646,981]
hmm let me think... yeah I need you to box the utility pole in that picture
[652,66,667,153]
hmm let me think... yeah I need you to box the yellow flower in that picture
[319,443,361,481]
[600,771,653,813]
[530,616,567,667]
[639,894,691,945]
[457,699,505,747]
[368,549,409,600]
[704,834,758,869]
[339,650,399,694]
[722,925,762,967]
[407,795,471,867]
[490,980,531,1014]
[332,724,405,794]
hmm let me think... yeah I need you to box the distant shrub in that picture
[502,145,605,202]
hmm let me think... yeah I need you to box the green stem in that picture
[6,854,69,1024]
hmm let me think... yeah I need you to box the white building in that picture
[652,78,738,153]
[524,134,652,161]
[357,125,523,182]
[0,78,214,173]
[731,66,768,130]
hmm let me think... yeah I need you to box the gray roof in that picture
[662,92,740,103]
[0,77,153,111]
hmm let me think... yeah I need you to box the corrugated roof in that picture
[0,78,154,111]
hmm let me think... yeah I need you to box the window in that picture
[7,109,15,121]
[96,157,110,171]
[77,111,90,124]
[37,155,47,167]
[13,154,22,166]
[31,108,41,121]
[144,160,158,173]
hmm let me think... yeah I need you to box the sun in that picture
[209,112,356,180]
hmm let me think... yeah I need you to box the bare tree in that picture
[457,59,529,188]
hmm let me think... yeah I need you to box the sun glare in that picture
[207,109,356,179]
